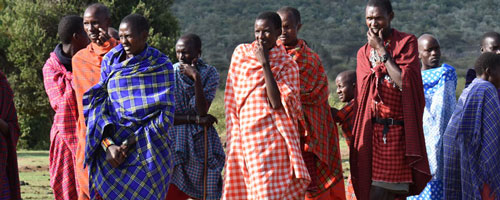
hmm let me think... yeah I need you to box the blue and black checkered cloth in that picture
[169,60,225,199]
[83,44,175,200]
[443,78,500,199]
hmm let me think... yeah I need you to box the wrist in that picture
[195,115,200,124]
[101,137,115,151]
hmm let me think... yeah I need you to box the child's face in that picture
[487,65,500,88]
[336,76,355,102]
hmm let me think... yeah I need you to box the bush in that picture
[0,0,179,149]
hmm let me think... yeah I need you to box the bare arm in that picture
[254,43,282,109]
[179,58,210,115]
[368,28,402,88]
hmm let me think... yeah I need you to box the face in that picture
[336,76,355,102]
[254,19,281,49]
[83,9,110,44]
[74,30,90,52]
[486,65,500,88]
[176,39,200,65]
[419,38,441,70]
[481,37,500,55]
[119,22,147,58]
[278,11,301,46]
[365,6,393,35]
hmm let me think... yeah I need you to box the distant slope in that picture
[171,0,500,82]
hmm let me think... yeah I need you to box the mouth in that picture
[430,58,440,63]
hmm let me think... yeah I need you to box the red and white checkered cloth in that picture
[43,52,79,199]
[223,42,311,200]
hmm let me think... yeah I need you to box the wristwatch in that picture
[380,53,389,63]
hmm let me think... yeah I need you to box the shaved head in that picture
[418,34,441,70]
[336,70,356,85]
[336,70,356,102]
[85,3,110,19]
[480,32,500,54]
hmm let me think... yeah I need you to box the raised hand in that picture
[253,41,270,67]
[367,28,384,51]
[179,57,200,80]
[97,27,110,45]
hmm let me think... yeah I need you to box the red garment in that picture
[223,42,310,199]
[72,38,118,200]
[281,39,344,198]
[0,71,20,200]
[351,29,431,199]
[165,184,191,200]
[43,52,79,199]
[333,100,355,146]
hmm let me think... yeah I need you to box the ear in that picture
[198,50,202,58]
[480,47,485,53]
[297,23,302,32]
[389,11,394,21]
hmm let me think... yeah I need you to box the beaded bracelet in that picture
[101,137,115,151]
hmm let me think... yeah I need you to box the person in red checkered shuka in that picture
[349,0,432,199]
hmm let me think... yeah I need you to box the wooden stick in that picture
[203,126,208,200]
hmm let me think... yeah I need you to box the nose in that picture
[336,87,341,94]
[256,31,264,40]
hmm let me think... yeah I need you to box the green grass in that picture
[18,151,52,200]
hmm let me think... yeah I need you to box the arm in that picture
[254,43,283,109]
[367,28,402,87]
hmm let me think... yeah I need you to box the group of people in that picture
[0,0,500,199]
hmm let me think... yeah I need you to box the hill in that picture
[171,0,500,83]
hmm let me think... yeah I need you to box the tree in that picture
[0,0,178,149]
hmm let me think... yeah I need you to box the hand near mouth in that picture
[97,28,110,45]
[367,28,385,51]
[254,41,270,67]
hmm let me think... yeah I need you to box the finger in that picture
[191,57,198,66]
[378,28,384,39]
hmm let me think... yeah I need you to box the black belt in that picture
[372,117,404,144]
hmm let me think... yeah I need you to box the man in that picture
[43,15,89,200]
[407,34,456,200]
[0,71,20,200]
[223,12,310,199]
[72,3,118,199]
[277,6,345,200]
[332,70,357,200]
[443,52,500,200]
[83,14,175,199]
[351,0,431,199]
[465,31,500,88]
[165,34,225,200]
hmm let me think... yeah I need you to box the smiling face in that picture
[83,8,109,44]
[419,36,441,70]
[254,19,281,50]
[365,6,393,35]
[119,22,147,58]
[336,75,356,102]
[277,11,301,46]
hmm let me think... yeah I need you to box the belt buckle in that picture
[387,118,394,125]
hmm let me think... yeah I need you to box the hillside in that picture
[171,0,500,83]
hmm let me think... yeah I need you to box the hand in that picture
[196,114,218,127]
[97,28,110,45]
[179,58,200,80]
[367,28,385,51]
[105,145,127,168]
[0,119,8,136]
[253,42,269,67]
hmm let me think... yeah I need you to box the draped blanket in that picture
[352,29,431,199]
[83,44,175,200]
[223,42,310,200]
[0,71,20,200]
[407,63,456,200]
[43,51,79,199]
[443,78,500,199]
[169,60,225,199]
[281,39,344,198]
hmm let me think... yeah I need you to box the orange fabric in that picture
[279,39,344,198]
[305,181,346,200]
[482,183,496,200]
[72,38,118,200]
[223,42,310,199]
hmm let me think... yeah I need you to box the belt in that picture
[372,117,404,144]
